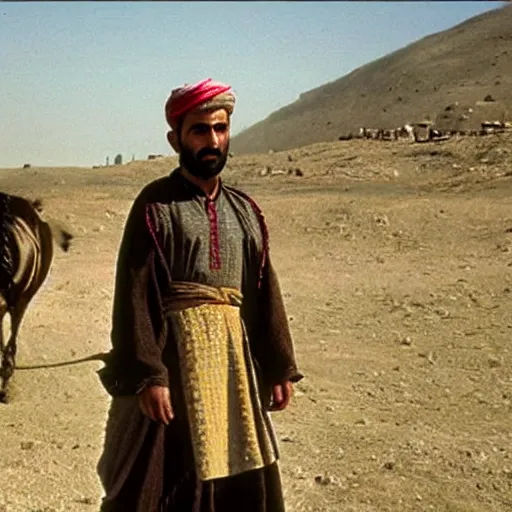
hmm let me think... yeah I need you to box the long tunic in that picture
[97,169,303,511]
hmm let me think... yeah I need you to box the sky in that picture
[0,1,507,168]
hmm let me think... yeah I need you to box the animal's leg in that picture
[1,302,28,398]
[0,299,8,401]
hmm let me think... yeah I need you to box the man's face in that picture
[177,109,230,180]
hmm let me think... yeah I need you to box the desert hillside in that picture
[231,4,512,154]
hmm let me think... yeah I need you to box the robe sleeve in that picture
[98,196,170,396]
[253,256,304,387]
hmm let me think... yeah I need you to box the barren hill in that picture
[231,4,512,154]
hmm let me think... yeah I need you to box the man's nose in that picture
[206,128,220,147]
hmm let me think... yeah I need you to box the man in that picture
[97,78,303,511]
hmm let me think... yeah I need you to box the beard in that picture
[179,142,229,180]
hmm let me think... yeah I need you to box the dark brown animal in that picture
[0,192,73,401]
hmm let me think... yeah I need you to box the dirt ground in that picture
[0,132,511,511]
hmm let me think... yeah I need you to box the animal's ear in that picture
[61,230,74,252]
[47,219,74,252]
[32,198,44,213]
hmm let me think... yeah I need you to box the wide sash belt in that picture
[163,281,243,313]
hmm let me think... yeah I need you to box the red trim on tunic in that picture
[223,186,269,289]
[145,205,162,254]
[206,199,221,271]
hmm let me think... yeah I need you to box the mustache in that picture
[196,148,222,160]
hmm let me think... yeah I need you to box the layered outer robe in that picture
[97,169,303,511]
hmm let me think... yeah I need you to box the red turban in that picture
[165,78,236,129]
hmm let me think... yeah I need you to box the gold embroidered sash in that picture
[163,282,277,481]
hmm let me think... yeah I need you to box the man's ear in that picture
[167,131,180,153]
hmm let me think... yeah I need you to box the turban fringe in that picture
[165,78,236,129]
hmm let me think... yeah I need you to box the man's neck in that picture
[180,168,220,199]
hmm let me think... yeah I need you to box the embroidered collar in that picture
[173,168,223,202]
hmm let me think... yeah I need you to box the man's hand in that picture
[268,381,293,411]
[138,385,174,425]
